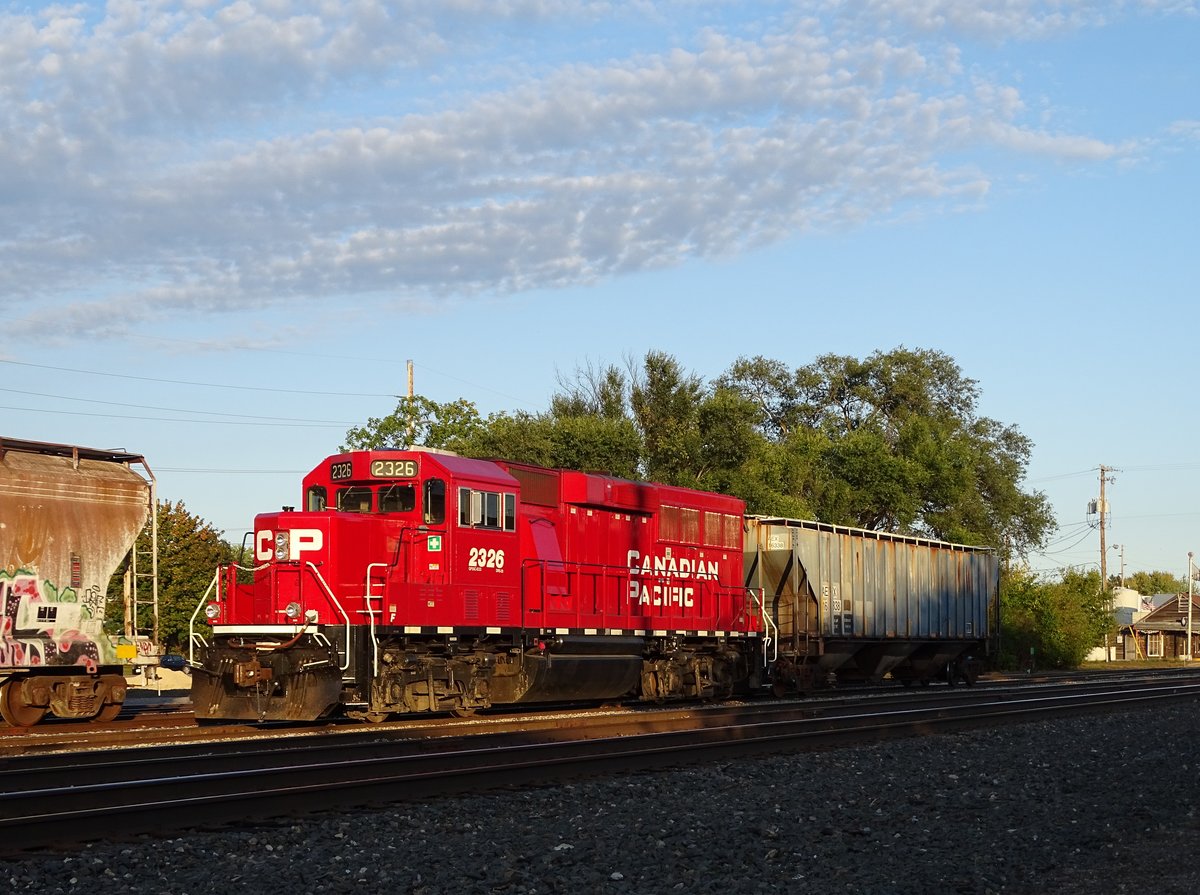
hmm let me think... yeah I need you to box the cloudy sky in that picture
[2,0,1198,579]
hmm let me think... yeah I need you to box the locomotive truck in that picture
[0,437,154,726]
[190,448,997,722]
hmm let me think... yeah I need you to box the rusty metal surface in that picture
[1,439,151,670]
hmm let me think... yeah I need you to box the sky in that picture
[1,0,1197,584]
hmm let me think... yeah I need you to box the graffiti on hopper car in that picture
[0,569,106,669]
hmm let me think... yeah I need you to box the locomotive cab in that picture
[191,448,522,721]
[190,448,763,723]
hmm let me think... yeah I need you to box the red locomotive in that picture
[191,448,765,721]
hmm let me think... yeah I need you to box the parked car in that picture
[159,654,190,674]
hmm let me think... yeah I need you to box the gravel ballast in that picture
[6,701,1199,894]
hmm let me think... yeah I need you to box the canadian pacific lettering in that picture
[626,550,721,608]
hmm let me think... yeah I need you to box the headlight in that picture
[204,603,221,620]
[274,531,290,561]
[284,601,302,620]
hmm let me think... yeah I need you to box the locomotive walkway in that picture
[3,669,1200,856]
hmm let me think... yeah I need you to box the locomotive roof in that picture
[424,452,519,485]
[328,449,518,486]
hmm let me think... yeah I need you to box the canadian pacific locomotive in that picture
[190,448,997,722]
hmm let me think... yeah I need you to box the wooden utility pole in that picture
[1098,465,1116,584]
[407,359,415,446]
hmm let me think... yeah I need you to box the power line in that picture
[0,405,347,428]
[158,467,306,474]
[0,387,357,425]
[0,359,395,398]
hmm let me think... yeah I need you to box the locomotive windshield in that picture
[379,483,416,513]
[337,486,373,513]
[302,460,447,522]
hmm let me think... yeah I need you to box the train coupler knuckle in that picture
[233,659,274,688]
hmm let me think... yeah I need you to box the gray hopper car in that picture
[744,516,998,691]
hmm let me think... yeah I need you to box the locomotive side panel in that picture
[0,438,151,725]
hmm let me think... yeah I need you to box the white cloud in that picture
[0,1,1178,337]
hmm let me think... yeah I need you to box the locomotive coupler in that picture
[233,658,274,688]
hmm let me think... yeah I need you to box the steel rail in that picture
[2,679,1199,855]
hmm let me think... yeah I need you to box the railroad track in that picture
[3,673,1200,855]
[4,665,1193,758]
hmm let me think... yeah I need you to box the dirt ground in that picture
[126,667,193,694]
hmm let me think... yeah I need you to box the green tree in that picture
[342,396,484,451]
[341,346,1053,562]
[1123,570,1187,595]
[720,347,1054,558]
[999,566,1116,669]
[629,350,706,485]
[105,500,236,651]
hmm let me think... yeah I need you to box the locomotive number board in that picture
[329,459,418,480]
[370,459,417,478]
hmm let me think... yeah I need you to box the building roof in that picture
[1132,594,1200,631]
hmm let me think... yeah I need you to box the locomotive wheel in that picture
[364,712,390,724]
[0,681,47,727]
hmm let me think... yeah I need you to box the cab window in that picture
[458,487,516,531]
[424,479,446,525]
[336,487,373,513]
[379,484,416,513]
[306,486,327,512]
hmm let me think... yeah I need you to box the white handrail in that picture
[304,561,354,671]
[187,568,220,665]
[748,586,778,663]
[187,562,271,665]
[365,562,388,676]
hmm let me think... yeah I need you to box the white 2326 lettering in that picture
[468,547,505,570]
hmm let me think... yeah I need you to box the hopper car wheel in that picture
[96,702,124,723]
[364,713,390,724]
[451,707,477,718]
[0,681,47,728]
[945,661,958,688]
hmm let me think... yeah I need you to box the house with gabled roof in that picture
[1120,593,1200,660]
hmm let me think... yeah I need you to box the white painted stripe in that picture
[436,626,453,634]
[555,628,569,635]
[584,628,597,635]
[606,629,623,635]
[486,627,501,634]
[403,626,422,634]
[652,630,667,636]
[634,630,646,636]
[212,625,302,634]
